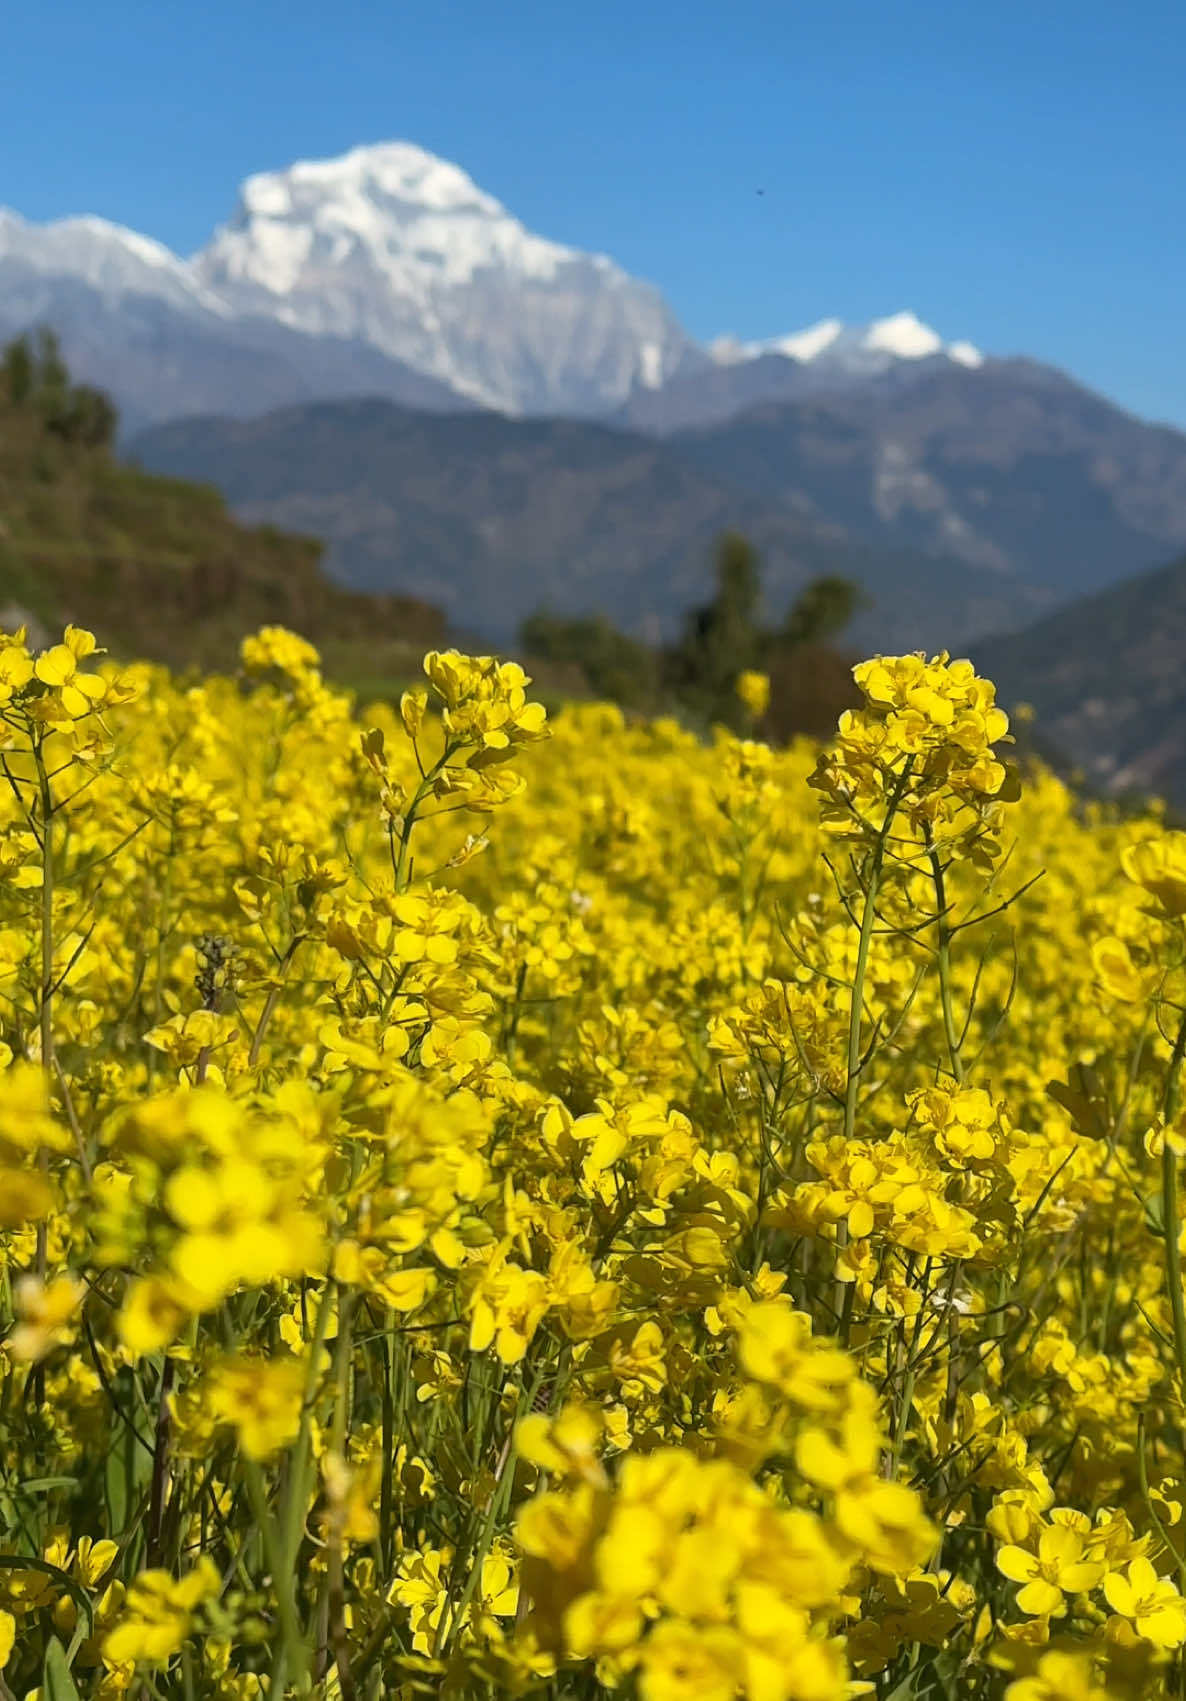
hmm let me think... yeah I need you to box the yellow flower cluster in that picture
[811,650,1017,864]
[3,628,1186,1700]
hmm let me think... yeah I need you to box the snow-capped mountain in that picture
[708,311,983,374]
[1,140,995,431]
[0,201,472,436]
[191,142,699,414]
[615,310,989,434]
[0,207,223,314]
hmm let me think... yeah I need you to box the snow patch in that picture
[639,341,663,388]
[948,340,984,368]
[708,335,751,366]
[69,216,183,271]
[710,311,985,375]
[773,317,844,362]
[862,311,943,360]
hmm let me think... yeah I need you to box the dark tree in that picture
[33,327,70,409]
[2,328,119,449]
[521,610,657,710]
[782,575,868,648]
[668,531,764,727]
[45,384,118,449]
[1,334,34,406]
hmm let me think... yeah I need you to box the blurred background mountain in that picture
[4,138,1186,797]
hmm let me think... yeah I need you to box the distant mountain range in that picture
[10,137,1186,798]
[1,142,700,430]
[663,360,1186,598]
[127,396,1033,651]
[3,140,991,432]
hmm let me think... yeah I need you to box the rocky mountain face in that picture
[126,397,1055,651]
[665,360,1186,596]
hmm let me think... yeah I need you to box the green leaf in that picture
[1046,1062,1111,1140]
[16,1477,78,1496]
[105,1440,128,1533]
[1144,1189,1167,1236]
[43,1635,82,1701]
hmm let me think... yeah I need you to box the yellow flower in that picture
[143,1009,241,1069]
[637,1619,743,1701]
[32,626,110,718]
[240,625,320,679]
[102,1558,218,1666]
[1090,935,1156,1004]
[1102,1555,1186,1647]
[516,1403,607,1484]
[1122,831,1186,916]
[1005,1649,1110,1701]
[6,1273,83,1362]
[996,1522,1105,1617]
[738,1302,855,1409]
[117,1275,196,1357]
[735,671,771,719]
[467,1251,550,1363]
[0,644,33,704]
[204,1354,306,1461]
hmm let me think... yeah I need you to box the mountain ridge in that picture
[2,139,1006,431]
[125,394,1058,651]
[662,361,1186,596]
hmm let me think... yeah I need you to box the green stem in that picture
[313,1293,356,1681]
[249,932,307,1068]
[928,839,965,1084]
[437,1367,544,1657]
[273,1280,336,1687]
[393,742,459,894]
[30,738,56,1406]
[1137,1410,1182,1589]
[244,1455,307,1694]
[835,770,910,1341]
[842,764,912,1145]
[1160,1005,1186,1475]
[504,963,528,1068]
[145,1358,175,1567]
[34,739,55,1083]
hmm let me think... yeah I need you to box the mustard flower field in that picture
[4,623,1186,1701]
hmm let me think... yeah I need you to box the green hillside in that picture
[0,334,444,685]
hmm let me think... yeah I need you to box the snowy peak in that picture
[863,311,943,359]
[711,310,984,373]
[200,139,592,297]
[187,139,691,412]
[0,206,222,311]
[773,317,845,362]
[252,141,505,218]
[0,143,994,425]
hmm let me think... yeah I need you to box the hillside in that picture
[666,360,1186,597]
[0,381,443,683]
[126,397,1055,651]
[973,547,1186,802]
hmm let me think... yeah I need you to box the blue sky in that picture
[5,0,1185,423]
